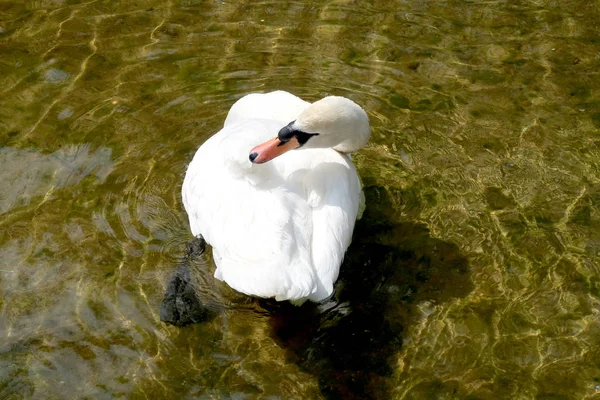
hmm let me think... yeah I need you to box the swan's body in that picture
[182,91,370,303]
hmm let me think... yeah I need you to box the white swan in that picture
[182,91,370,303]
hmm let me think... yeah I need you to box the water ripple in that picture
[1,0,600,398]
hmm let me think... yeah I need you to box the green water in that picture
[1,0,599,398]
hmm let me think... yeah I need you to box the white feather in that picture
[182,91,370,302]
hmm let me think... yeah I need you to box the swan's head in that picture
[249,96,370,164]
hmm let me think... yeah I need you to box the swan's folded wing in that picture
[209,187,317,301]
[304,155,362,301]
[183,138,317,301]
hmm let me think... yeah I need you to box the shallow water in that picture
[1,0,599,398]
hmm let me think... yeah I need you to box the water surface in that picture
[1,0,599,399]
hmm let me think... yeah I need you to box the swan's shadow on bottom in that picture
[263,216,474,399]
[160,211,473,399]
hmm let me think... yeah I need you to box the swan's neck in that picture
[331,128,370,153]
[333,141,358,153]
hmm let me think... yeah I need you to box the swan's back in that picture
[224,91,309,127]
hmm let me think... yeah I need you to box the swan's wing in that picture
[300,153,362,301]
[182,125,317,301]
[224,91,310,127]
[216,191,317,300]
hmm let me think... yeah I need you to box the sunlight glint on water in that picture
[1,0,599,398]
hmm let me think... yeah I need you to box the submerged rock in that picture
[160,237,210,327]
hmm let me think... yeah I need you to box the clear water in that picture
[1,1,599,399]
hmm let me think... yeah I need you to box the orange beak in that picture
[249,136,300,164]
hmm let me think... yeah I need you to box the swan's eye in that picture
[278,121,319,147]
[294,131,319,146]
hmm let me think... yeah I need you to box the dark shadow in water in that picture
[264,187,474,400]
[160,186,473,399]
